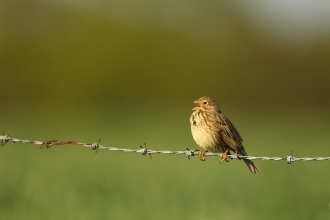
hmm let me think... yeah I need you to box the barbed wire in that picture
[1,133,330,164]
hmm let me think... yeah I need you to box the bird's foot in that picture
[198,150,207,161]
[220,149,230,163]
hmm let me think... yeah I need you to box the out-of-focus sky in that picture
[42,0,330,44]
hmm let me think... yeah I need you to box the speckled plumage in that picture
[190,96,260,174]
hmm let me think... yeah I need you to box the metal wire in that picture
[1,134,330,164]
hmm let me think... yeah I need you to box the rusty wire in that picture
[1,133,330,164]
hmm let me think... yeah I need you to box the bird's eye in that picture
[203,102,207,104]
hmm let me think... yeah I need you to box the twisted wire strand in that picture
[1,135,330,163]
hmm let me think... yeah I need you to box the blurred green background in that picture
[1,1,330,219]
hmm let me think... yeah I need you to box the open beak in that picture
[192,100,200,107]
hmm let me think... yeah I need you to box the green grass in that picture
[1,107,329,220]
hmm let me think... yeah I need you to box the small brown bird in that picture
[190,96,260,174]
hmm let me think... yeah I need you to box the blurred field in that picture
[1,1,330,220]
[1,106,329,220]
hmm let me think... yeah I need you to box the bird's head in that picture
[192,96,220,112]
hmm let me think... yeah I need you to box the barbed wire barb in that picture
[185,148,195,160]
[1,131,10,146]
[140,143,152,159]
[1,134,330,163]
[90,138,101,154]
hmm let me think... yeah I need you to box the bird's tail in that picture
[243,159,261,174]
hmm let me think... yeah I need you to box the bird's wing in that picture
[215,112,246,154]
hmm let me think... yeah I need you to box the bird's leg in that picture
[198,150,207,161]
[220,149,229,163]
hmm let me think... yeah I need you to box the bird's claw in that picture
[220,149,230,163]
[198,150,207,161]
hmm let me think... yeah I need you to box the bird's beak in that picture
[192,100,200,107]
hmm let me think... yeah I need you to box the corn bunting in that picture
[190,96,260,174]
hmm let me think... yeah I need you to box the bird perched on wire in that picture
[190,96,260,174]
